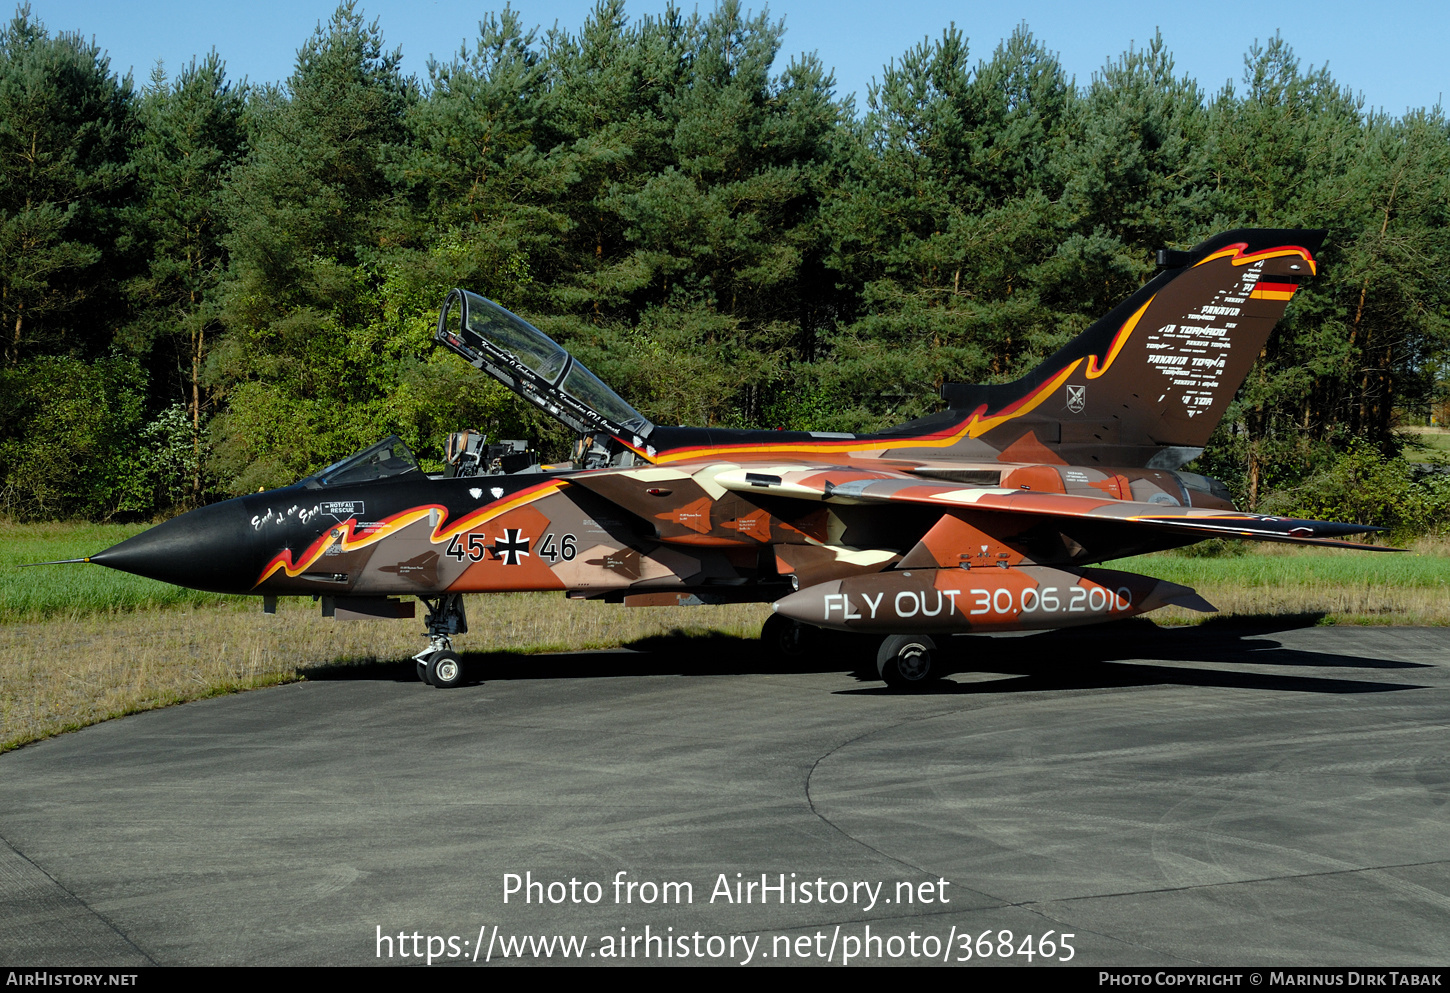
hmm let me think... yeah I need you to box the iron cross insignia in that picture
[491,528,531,565]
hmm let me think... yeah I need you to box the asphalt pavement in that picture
[2,621,1447,967]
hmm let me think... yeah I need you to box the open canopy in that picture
[435,289,654,442]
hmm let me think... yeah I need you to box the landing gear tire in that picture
[761,613,818,660]
[426,650,464,689]
[877,635,938,690]
[414,594,467,689]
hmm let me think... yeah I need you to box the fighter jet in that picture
[80,229,1393,689]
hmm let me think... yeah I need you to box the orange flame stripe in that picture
[1193,242,1317,275]
[1087,298,1153,380]
[253,480,566,586]
[625,360,1085,465]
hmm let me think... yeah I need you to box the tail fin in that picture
[940,230,1325,468]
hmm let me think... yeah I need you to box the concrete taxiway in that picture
[2,621,1447,966]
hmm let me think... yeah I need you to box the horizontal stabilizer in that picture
[1134,516,1399,550]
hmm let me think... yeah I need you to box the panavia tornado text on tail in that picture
[76,230,1394,688]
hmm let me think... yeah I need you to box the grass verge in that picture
[0,594,770,753]
[2,523,1446,752]
[0,520,245,620]
[1117,537,1450,625]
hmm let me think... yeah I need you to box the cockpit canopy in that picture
[435,289,654,442]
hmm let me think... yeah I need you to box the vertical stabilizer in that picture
[938,230,1324,468]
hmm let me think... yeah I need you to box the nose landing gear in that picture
[414,593,468,688]
[424,650,464,688]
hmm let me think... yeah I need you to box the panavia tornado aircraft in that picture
[78,229,1392,688]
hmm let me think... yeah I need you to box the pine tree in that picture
[1199,36,1373,504]
[212,2,415,491]
[818,26,1076,429]
[397,8,565,306]
[127,53,247,502]
[577,0,842,426]
[0,6,148,519]
[0,5,135,365]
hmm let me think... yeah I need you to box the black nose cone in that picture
[90,498,267,594]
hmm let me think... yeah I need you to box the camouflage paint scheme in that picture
[90,229,1391,653]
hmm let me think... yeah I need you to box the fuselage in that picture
[90,441,1232,603]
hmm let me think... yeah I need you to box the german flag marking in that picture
[1250,281,1297,301]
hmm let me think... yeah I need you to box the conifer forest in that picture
[2,2,1448,535]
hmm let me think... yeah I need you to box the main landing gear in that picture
[760,613,820,661]
[876,634,940,690]
[414,593,468,688]
[759,615,944,691]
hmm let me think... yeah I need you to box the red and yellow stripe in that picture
[628,359,1084,465]
[1249,281,1297,301]
[253,479,567,586]
[1087,298,1152,379]
[1194,241,1317,275]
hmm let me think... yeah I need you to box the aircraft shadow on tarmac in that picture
[301,613,1431,697]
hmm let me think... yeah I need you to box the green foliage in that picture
[105,404,203,515]
[1,4,1449,536]
[0,355,147,519]
[123,52,247,506]
[221,3,412,322]
[1260,441,1450,539]
[1059,32,1216,250]
[210,3,418,491]
[399,7,570,301]
[824,25,1084,400]
[0,5,136,365]
[127,54,246,339]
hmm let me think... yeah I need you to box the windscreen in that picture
[304,435,420,488]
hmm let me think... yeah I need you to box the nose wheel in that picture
[415,644,465,688]
[425,650,464,688]
[414,593,469,688]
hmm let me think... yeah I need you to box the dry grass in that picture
[1148,585,1450,626]
[4,522,1447,753]
[0,594,770,753]
[1124,535,1450,625]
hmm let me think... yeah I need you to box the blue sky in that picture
[21,0,1447,116]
